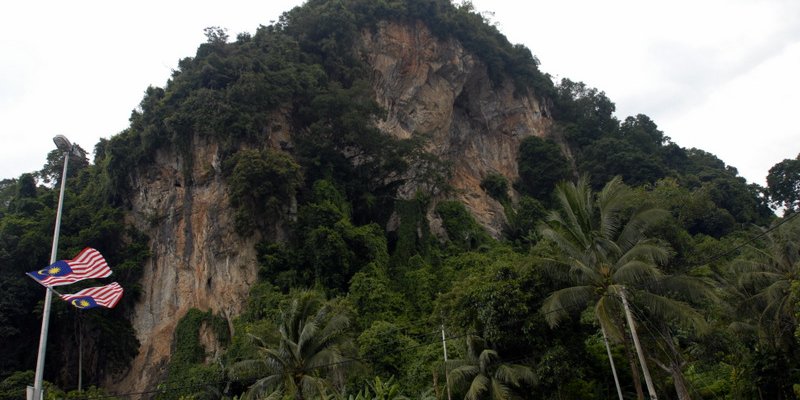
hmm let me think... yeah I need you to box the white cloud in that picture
[1,0,798,189]
[472,0,800,186]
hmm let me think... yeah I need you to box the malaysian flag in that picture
[26,248,111,287]
[60,282,123,309]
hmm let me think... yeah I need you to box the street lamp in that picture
[30,135,78,400]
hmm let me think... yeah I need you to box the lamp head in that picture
[53,135,72,152]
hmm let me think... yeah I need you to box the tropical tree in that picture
[342,376,430,400]
[766,154,800,213]
[732,215,800,348]
[447,335,536,400]
[538,176,707,400]
[231,291,353,400]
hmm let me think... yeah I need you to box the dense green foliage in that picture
[0,150,147,392]
[157,309,229,400]
[515,136,571,202]
[767,153,800,213]
[3,1,800,399]
[224,148,303,235]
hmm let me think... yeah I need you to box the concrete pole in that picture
[600,323,625,400]
[620,287,658,400]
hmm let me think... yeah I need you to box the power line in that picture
[76,299,599,399]
[695,211,799,267]
[70,215,800,398]
[626,298,724,400]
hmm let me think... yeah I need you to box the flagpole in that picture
[31,135,74,400]
[78,311,83,393]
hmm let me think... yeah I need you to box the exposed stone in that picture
[362,21,552,236]
[109,20,553,396]
[107,134,261,395]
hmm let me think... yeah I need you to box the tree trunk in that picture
[662,327,691,400]
[616,307,645,400]
[670,361,691,400]
[433,369,440,400]
[624,334,646,400]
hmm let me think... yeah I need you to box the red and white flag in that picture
[60,282,123,309]
[26,248,111,287]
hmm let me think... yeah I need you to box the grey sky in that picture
[1,0,798,186]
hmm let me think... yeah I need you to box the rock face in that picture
[362,21,552,236]
[109,135,262,394]
[110,20,553,395]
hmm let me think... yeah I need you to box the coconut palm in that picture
[447,335,536,400]
[538,176,707,400]
[231,290,352,400]
[732,215,800,348]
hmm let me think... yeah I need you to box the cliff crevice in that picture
[110,19,553,395]
[362,20,552,236]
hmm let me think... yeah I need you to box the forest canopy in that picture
[0,1,798,399]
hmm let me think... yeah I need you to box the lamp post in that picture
[30,135,77,400]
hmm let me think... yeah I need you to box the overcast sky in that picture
[1,0,798,187]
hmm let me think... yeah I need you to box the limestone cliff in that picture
[111,138,240,390]
[362,21,551,236]
[108,133,287,393]
[110,19,552,395]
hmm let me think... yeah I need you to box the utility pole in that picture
[600,324,625,400]
[620,287,658,400]
[441,325,452,400]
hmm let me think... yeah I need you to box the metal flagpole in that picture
[78,311,83,393]
[30,135,74,400]
[440,325,452,400]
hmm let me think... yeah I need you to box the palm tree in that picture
[231,290,353,400]
[447,335,536,400]
[732,215,800,348]
[538,176,706,400]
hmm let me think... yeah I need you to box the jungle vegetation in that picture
[1,1,798,399]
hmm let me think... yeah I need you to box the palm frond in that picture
[539,223,586,258]
[650,274,718,305]
[465,374,490,400]
[632,290,708,333]
[536,250,600,286]
[597,176,630,239]
[552,179,594,247]
[737,270,785,292]
[230,359,270,380]
[761,279,792,305]
[536,256,574,282]
[612,260,663,286]
[541,285,596,327]
[490,378,514,400]
[496,364,537,386]
[262,348,290,370]
[247,374,285,400]
[616,240,670,267]
[297,318,320,353]
[595,293,625,342]
[616,207,669,252]
[449,365,480,387]
[299,374,330,400]
[478,349,501,374]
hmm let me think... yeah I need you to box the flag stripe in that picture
[26,248,112,286]
[61,282,123,308]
